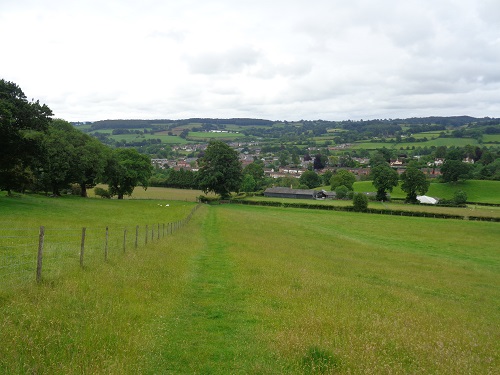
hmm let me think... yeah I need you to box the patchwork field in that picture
[1,195,499,373]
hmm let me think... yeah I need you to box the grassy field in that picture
[354,179,500,204]
[1,199,499,373]
[350,137,478,150]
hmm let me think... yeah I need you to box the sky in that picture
[1,0,500,122]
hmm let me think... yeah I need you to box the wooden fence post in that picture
[36,226,45,283]
[157,223,160,240]
[135,225,138,249]
[80,227,86,268]
[105,226,109,261]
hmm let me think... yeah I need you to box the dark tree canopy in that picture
[299,170,322,189]
[198,140,242,199]
[441,160,473,183]
[370,164,399,201]
[0,79,52,193]
[400,164,429,203]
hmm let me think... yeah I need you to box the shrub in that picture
[94,187,111,199]
[453,190,468,205]
[335,185,349,199]
[353,193,369,212]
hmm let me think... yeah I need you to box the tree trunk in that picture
[80,183,88,197]
[118,193,124,199]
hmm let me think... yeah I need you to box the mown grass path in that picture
[146,208,273,374]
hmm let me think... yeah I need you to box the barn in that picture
[263,187,335,200]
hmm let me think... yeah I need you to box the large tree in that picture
[370,164,399,201]
[103,148,153,199]
[440,160,473,183]
[330,169,356,190]
[0,79,52,194]
[299,170,322,189]
[198,140,242,199]
[400,164,430,203]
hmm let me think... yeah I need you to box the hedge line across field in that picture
[228,199,500,222]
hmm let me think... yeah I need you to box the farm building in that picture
[264,187,335,200]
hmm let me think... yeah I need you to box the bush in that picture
[335,185,349,199]
[453,190,468,205]
[94,187,111,199]
[353,193,369,212]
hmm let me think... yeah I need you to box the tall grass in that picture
[1,198,499,373]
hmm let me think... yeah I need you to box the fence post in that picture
[163,223,165,238]
[105,226,109,261]
[152,225,154,241]
[145,225,148,245]
[123,228,127,253]
[135,225,138,249]
[80,227,86,268]
[157,223,160,240]
[36,226,45,283]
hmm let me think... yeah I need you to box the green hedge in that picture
[229,200,500,222]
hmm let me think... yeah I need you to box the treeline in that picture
[0,80,153,199]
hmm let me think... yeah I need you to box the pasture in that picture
[354,179,500,204]
[1,195,499,373]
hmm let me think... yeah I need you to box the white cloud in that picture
[1,0,499,121]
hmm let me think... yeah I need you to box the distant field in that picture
[187,131,240,140]
[1,201,498,373]
[353,180,500,204]
[89,185,210,201]
[482,134,500,143]
[350,137,478,150]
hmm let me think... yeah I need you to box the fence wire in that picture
[0,204,201,293]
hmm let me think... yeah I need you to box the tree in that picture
[335,185,349,199]
[198,140,242,199]
[400,164,430,203]
[0,79,52,194]
[102,148,152,199]
[243,162,265,190]
[370,164,399,201]
[353,193,368,212]
[240,174,256,192]
[299,170,322,189]
[441,160,473,183]
[313,153,326,170]
[330,170,356,190]
[321,170,333,185]
[453,190,467,205]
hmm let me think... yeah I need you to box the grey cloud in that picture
[186,46,260,75]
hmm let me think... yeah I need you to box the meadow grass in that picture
[1,198,499,373]
[354,180,500,204]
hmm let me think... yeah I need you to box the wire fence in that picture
[0,204,201,293]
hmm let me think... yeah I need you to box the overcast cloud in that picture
[1,0,499,121]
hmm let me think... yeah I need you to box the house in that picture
[264,187,335,200]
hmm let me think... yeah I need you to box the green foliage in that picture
[353,192,369,211]
[371,164,399,201]
[299,170,321,189]
[94,186,111,198]
[330,169,356,190]
[103,148,153,199]
[441,160,473,182]
[198,140,242,199]
[242,162,265,190]
[240,174,257,192]
[0,79,52,193]
[400,164,430,203]
[335,185,349,199]
[453,190,468,205]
